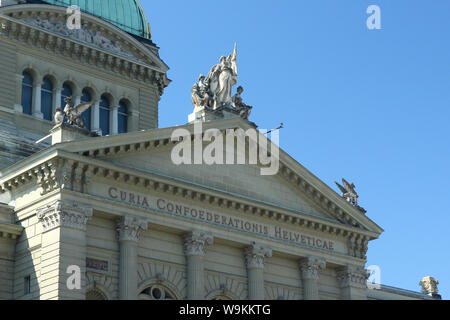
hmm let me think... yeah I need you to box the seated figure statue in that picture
[232,86,252,120]
[191,74,212,110]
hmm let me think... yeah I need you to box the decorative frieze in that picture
[348,233,369,259]
[184,230,214,256]
[0,154,377,261]
[0,13,169,89]
[299,256,326,280]
[36,200,93,232]
[116,215,148,242]
[245,242,272,269]
[34,159,89,195]
[336,265,369,289]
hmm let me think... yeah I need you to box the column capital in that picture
[336,265,369,289]
[299,256,326,280]
[37,200,93,232]
[116,215,148,242]
[245,242,272,269]
[184,230,213,256]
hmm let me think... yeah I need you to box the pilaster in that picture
[116,215,148,300]
[336,265,369,300]
[37,201,92,300]
[32,81,43,119]
[111,105,119,135]
[184,230,213,300]
[245,242,272,300]
[299,256,326,300]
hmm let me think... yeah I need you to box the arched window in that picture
[21,71,33,115]
[99,94,110,135]
[80,89,92,130]
[41,77,53,121]
[118,100,128,134]
[61,83,73,109]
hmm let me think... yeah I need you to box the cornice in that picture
[0,149,375,260]
[0,8,169,94]
[67,124,382,235]
[0,222,23,240]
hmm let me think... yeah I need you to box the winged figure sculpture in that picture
[335,178,359,206]
[54,96,93,129]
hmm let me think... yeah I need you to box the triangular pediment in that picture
[97,147,336,222]
[52,118,383,236]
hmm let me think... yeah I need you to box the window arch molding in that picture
[18,63,41,84]
[100,92,116,107]
[81,83,99,103]
[20,67,40,85]
[117,95,137,109]
[138,279,183,300]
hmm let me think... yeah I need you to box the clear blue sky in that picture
[141,0,450,297]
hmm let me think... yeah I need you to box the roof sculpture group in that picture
[191,44,253,120]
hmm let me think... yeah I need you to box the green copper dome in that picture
[39,0,151,39]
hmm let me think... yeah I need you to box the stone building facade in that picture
[0,0,441,300]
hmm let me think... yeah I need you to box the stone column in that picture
[336,265,369,300]
[117,216,148,300]
[299,257,326,300]
[111,105,119,135]
[245,242,272,300]
[32,80,43,118]
[37,201,92,300]
[54,87,62,112]
[184,230,213,300]
[91,100,100,133]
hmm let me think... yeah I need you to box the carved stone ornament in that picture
[299,257,326,280]
[245,242,272,269]
[36,200,93,232]
[21,17,140,61]
[184,230,214,256]
[419,276,439,295]
[336,265,370,289]
[335,178,367,213]
[116,216,148,242]
[56,96,94,129]
[191,44,253,120]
